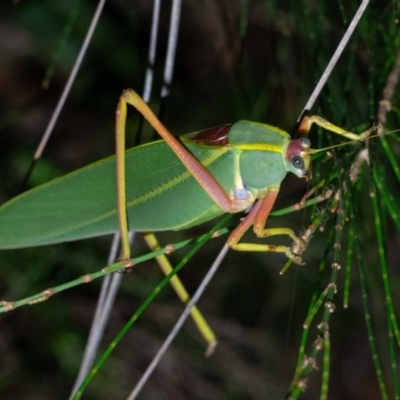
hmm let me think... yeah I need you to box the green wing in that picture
[0,141,238,249]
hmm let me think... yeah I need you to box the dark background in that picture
[0,1,399,399]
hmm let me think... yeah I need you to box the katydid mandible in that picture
[0,89,375,265]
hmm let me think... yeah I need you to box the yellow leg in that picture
[143,233,217,355]
[227,187,305,265]
[115,94,132,263]
[298,115,376,141]
[230,231,304,265]
[115,90,216,353]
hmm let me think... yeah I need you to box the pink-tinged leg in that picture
[228,186,304,264]
[115,89,243,262]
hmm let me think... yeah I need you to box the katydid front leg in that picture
[298,115,377,141]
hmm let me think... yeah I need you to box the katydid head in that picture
[285,137,311,178]
[286,124,393,181]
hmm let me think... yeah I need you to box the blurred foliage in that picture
[0,0,400,399]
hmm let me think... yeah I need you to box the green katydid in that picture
[0,89,374,260]
[0,89,376,351]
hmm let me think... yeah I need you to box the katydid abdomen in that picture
[0,138,239,249]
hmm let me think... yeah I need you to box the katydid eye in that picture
[300,137,311,148]
[291,155,304,170]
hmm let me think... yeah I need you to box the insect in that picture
[0,89,374,267]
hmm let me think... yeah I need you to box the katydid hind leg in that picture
[115,88,233,262]
[115,95,218,350]
[119,89,249,213]
[143,233,217,353]
[115,93,133,264]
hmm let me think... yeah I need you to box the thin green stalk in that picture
[0,226,231,313]
[71,214,231,399]
[371,173,400,347]
[321,329,331,400]
[348,180,389,400]
[388,312,400,399]
[1,193,331,314]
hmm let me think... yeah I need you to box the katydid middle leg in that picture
[228,186,305,264]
